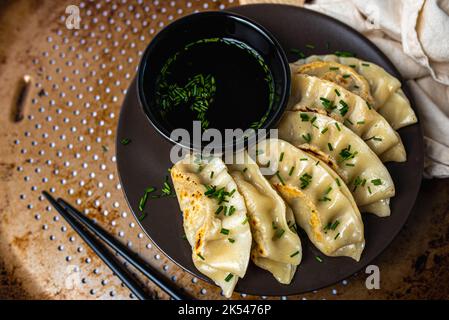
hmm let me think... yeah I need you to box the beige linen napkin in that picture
[240,0,449,178]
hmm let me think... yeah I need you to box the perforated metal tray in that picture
[1,0,447,300]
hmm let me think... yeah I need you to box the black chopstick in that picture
[56,197,189,300]
[42,191,152,300]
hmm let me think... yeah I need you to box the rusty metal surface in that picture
[0,0,448,300]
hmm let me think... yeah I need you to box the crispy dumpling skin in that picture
[289,73,406,162]
[292,55,417,129]
[249,139,365,261]
[278,111,395,216]
[229,152,302,284]
[292,60,374,106]
[171,154,251,298]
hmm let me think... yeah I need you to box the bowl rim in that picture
[136,10,291,152]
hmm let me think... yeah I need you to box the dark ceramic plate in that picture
[116,5,423,296]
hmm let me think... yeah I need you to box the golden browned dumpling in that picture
[249,139,365,261]
[171,155,251,298]
[293,55,417,130]
[288,73,406,162]
[229,152,302,284]
[278,111,395,217]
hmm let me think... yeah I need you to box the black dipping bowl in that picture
[137,11,290,151]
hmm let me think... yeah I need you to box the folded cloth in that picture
[300,0,449,178]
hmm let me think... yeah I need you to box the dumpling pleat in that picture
[249,139,365,261]
[278,111,395,216]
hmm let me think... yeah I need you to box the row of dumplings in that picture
[170,55,418,297]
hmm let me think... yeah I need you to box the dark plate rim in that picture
[117,4,424,297]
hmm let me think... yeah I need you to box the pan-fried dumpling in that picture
[291,60,374,106]
[171,154,252,298]
[289,73,406,162]
[228,152,302,284]
[292,55,417,129]
[278,111,395,216]
[249,139,365,261]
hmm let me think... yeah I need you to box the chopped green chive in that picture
[330,67,339,71]
[339,100,349,116]
[138,186,156,212]
[300,113,310,121]
[228,238,235,243]
[306,44,315,49]
[349,64,356,68]
[289,166,295,176]
[362,63,370,67]
[328,143,334,151]
[290,251,300,258]
[210,171,214,179]
[357,120,365,125]
[215,205,223,215]
[161,176,173,196]
[302,133,312,143]
[335,89,341,96]
[345,163,355,167]
[336,178,341,187]
[331,220,340,230]
[339,145,358,162]
[204,185,234,204]
[300,173,313,189]
[290,48,306,58]
[242,215,249,224]
[121,138,131,145]
[365,136,383,142]
[197,253,205,260]
[371,179,383,186]
[300,158,308,161]
[315,256,323,262]
[243,167,248,173]
[325,186,333,195]
[335,50,355,57]
[138,212,147,221]
[220,228,230,235]
[334,232,340,240]
[275,171,286,185]
[279,152,285,162]
[335,122,341,131]
[321,127,329,134]
[224,273,234,282]
[275,228,285,239]
[342,74,351,79]
[319,196,332,202]
[368,186,372,194]
[320,97,335,110]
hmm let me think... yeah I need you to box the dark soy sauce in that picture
[155,38,274,132]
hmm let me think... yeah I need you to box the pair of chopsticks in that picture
[42,191,190,300]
